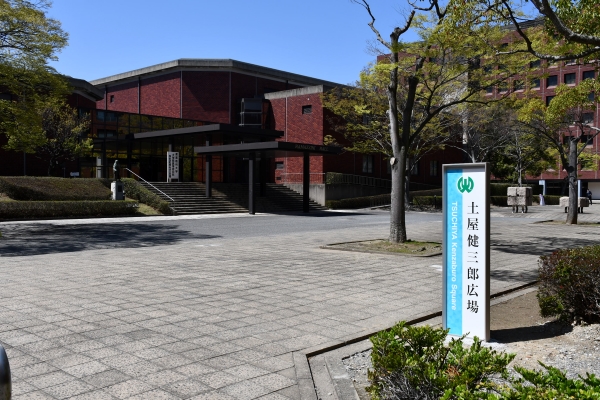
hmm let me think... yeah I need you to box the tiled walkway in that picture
[0,206,597,399]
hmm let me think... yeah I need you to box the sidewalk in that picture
[491,203,600,223]
[0,209,598,399]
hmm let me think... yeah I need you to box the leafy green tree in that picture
[35,100,91,176]
[322,63,451,203]
[352,0,530,242]
[517,79,600,224]
[470,0,600,61]
[0,0,69,153]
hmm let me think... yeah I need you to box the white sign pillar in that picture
[167,152,179,182]
[442,163,490,341]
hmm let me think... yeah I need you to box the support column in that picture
[303,152,310,213]
[206,135,212,198]
[259,152,266,197]
[249,152,256,215]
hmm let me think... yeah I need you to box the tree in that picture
[352,0,530,242]
[322,63,451,203]
[0,0,69,153]
[480,0,600,61]
[448,102,514,163]
[35,100,91,176]
[517,79,600,224]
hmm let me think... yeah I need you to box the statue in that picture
[113,160,121,181]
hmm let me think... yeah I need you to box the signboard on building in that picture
[442,163,490,341]
[167,152,179,182]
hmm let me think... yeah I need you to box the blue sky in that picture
[47,0,421,85]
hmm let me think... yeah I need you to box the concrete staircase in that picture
[140,182,327,215]
[139,182,247,215]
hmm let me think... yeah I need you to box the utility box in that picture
[111,181,124,200]
[507,187,532,213]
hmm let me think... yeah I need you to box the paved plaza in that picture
[0,204,598,399]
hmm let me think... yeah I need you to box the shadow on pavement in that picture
[490,268,538,282]
[0,223,220,257]
[492,321,572,344]
[491,236,600,256]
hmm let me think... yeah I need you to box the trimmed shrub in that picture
[491,196,508,207]
[326,194,390,209]
[409,189,442,199]
[412,196,442,208]
[368,322,600,399]
[538,245,600,324]
[0,200,138,220]
[367,322,513,400]
[0,177,111,201]
[120,178,173,215]
[498,364,600,399]
[540,195,561,205]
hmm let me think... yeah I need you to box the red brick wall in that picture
[67,93,97,110]
[140,72,180,118]
[182,71,230,123]
[97,81,138,113]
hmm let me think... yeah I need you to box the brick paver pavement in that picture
[0,205,597,399]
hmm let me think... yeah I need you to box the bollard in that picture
[0,344,11,400]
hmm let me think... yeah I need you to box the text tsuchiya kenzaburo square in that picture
[442,163,490,341]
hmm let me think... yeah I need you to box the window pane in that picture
[547,75,558,87]
[564,73,576,84]
[584,70,595,80]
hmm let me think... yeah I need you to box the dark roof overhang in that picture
[133,123,284,141]
[194,141,343,158]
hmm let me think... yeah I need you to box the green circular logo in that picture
[458,176,474,193]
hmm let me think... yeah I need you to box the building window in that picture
[302,105,312,115]
[546,96,555,106]
[362,155,373,173]
[498,82,508,93]
[565,59,577,65]
[581,135,594,146]
[583,70,595,80]
[485,86,493,94]
[564,73,576,84]
[275,162,284,170]
[547,75,558,87]
[531,78,540,89]
[430,160,438,176]
[411,161,419,176]
[582,112,594,124]
[589,92,595,101]
[529,60,541,68]
[110,95,114,103]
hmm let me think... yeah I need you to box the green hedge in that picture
[409,189,442,199]
[0,177,111,201]
[326,194,391,209]
[120,178,173,215]
[0,200,138,220]
[411,196,441,207]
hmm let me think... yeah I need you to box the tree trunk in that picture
[566,139,578,224]
[387,36,408,243]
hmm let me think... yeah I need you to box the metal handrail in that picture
[124,168,175,202]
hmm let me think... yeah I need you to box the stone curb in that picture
[295,281,538,400]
